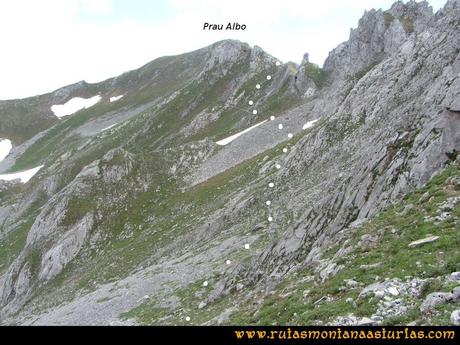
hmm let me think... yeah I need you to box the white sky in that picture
[0,0,447,100]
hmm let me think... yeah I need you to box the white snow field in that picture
[0,165,44,183]
[101,123,117,132]
[109,95,124,102]
[216,120,267,146]
[302,119,319,130]
[0,139,12,162]
[51,95,102,118]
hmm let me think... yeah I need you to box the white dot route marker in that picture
[270,116,275,121]
[244,243,250,249]
[268,216,273,222]
[186,316,191,322]
[256,84,261,89]
[269,182,274,188]
[253,110,258,115]
[278,124,284,130]
[248,100,254,105]
[288,133,293,138]
[276,61,281,66]
[266,200,271,206]
[275,164,281,169]
[226,259,231,265]
[283,147,288,153]
[266,75,272,80]
[203,281,208,287]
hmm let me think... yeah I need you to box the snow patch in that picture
[216,120,267,146]
[110,95,124,102]
[101,123,117,132]
[302,119,319,130]
[0,139,12,162]
[51,95,101,118]
[0,165,44,183]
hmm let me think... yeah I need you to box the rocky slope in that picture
[0,0,459,325]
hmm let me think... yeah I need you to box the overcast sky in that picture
[0,0,447,100]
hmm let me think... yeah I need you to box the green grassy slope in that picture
[118,163,460,325]
[228,163,460,325]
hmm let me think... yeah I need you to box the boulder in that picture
[198,301,207,309]
[408,236,439,248]
[451,310,460,326]
[356,317,376,326]
[420,292,452,314]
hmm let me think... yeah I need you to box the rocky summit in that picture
[0,0,459,326]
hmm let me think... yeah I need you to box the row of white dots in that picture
[188,61,283,324]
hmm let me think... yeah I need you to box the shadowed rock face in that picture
[0,1,459,325]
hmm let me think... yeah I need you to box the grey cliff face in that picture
[323,1,438,78]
